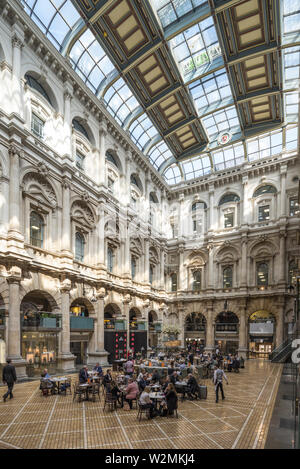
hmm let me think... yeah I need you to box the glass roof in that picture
[104,78,139,126]
[70,29,116,94]
[153,0,207,29]
[148,141,174,170]
[21,0,80,51]
[189,69,233,116]
[169,17,222,82]
[21,0,299,186]
[180,154,211,180]
[129,114,159,151]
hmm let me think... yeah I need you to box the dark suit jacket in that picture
[2,364,17,384]
[79,368,88,383]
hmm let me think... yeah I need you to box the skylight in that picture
[202,106,241,140]
[212,142,244,171]
[153,0,207,29]
[247,129,283,162]
[169,17,222,82]
[104,78,139,127]
[180,154,212,180]
[129,114,159,151]
[163,164,182,184]
[148,141,174,170]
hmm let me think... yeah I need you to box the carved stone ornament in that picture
[60,278,71,292]
[123,294,131,304]
[97,287,106,299]
[23,172,57,208]
[37,162,49,177]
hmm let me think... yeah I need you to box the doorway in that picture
[70,341,87,366]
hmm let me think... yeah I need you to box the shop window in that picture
[258,205,270,222]
[192,270,201,291]
[75,232,84,262]
[30,211,44,248]
[31,113,44,139]
[257,262,269,286]
[223,266,233,288]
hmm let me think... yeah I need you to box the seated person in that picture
[139,386,155,418]
[151,369,160,384]
[170,371,178,385]
[79,365,89,384]
[187,373,200,400]
[106,380,121,404]
[40,372,56,394]
[162,376,171,391]
[124,378,139,410]
[103,369,113,388]
[93,363,103,376]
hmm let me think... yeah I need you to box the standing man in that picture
[213,364,228,403]
[2,359,17,402]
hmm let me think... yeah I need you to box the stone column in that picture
[7,266,27,379]
[87,287,109,366]
[179,247,185,291]
[205,303,214,352]
[97,201,106,274]
[240,237,248,289]
[242,175,249,225]
[123,220,131,283]
[276,310,284,348]
[160,246,165,291]
[58,279,76,371]
[238,303,248,358]
[178,308,185,349]
[125,150,132,205]
[207,243,214,290]
[63,88,73,160]
[178,192,184,237]
[144,238,150,285]
[7,145,24,251]
[99,121,107,186]
[123,295,131,352]
[61,177,73,267]
[208,184,214,231]
[278,231,286,285]
[11,31,24,118]
[280,165,287,218]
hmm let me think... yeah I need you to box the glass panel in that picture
[76,152,85,170]
[169,17,222,81]
[21,0,80,51]
[219,193,240,206]
[289,197,299,216]
[282,0,300,35]
[148,141,173,170]
[75,232,84,262]
[104,78,139,126]
[153,0,208,29]
[129,114,159,151]
[107,247,114,273]
[31,114,44,139]
[202,106,240,140]
[283,47,300,90]
[223,267,233,288]
[171,273,177,291]
[30,211,44,248]
[224,212,234,228]
[193,270,201,291]
[253,185,277,197]
[212,142,244,171]
[286,125,298,150]
[163,164,182,185]
[181,155,211,180]
[247,130,282,162]
[189,69,233,115]
[257,263,269,286]
[258,205,270,222]
[25,74,52,105]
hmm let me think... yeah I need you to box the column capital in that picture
[96,287,106,299]
[6,265,22,284]
[12,34,24,49]
[62,176,72,190]
[9,144,23,159]
[64,90,73,102]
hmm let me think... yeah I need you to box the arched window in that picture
[219,193,240,206]
[223,266,233,288]
[25,74,52,105]
[257,262,268,286]
[30,211,44,248]
[75,232,84,262]
[131,256,137,280]
[107,247,114,273]
[192,270,201,291]
[72,119,90,141]
[106,151,119,168]
[253,185,277,198]
[171,273,177,292]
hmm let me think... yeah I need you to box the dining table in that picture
[49,377,68,394]
[79,383,92,401]
[149,392,165,410]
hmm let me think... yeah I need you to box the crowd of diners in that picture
[38,348,244,416]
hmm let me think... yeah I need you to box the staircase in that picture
[270,336,296,363]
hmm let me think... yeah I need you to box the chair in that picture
[89,383,101,402]
[40,379,51,396]
[73,383,85,403]
[137,402,150,421]
[103,393,117,411]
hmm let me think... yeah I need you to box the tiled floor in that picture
[0,360,282,449]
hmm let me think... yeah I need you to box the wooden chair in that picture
[73,383,85,403]
[103,392,117,411]
[137,402,150,421]
[89,383,101,402]
[40,379,51,396]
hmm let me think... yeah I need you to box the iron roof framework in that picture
[21,0,300,185]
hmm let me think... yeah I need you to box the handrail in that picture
[270,335,297,362]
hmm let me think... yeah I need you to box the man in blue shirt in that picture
[93,363,103,376]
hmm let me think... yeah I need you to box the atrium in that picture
[0,0,299,452]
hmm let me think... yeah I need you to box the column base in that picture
[237,347,248,359]
[87,350,109,367]
[57,353,76,372]
[7,356,27,381]
[204,346,214,354]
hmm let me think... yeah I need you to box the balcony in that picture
[215,323,238,333]
[70,315,94,331]
[21,312,62,330]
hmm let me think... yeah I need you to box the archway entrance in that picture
[215,311,239,355]
[248,310,276,358]
[148,311,160,349]
[129,308,147,357]
[70,298,94,366]
[104,304,125,364]
[184,313,206,352]
[20,290,60,376]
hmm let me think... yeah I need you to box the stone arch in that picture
[184,312,206,330]
[249,239,277,258]
[20,274,61,309]
[188,251,207,266]
[215,311,239,323]
[215,244,240,263]
[71,199,96,228]
[148,310,158,323]
[23,69,59,112]
[20,289,59,313]
[106,148,123,173]
[72,116,96,146]
[70,297,95,316]
[104,303,122,318]
[130,173,143,194]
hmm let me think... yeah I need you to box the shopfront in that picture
[248,310,275,358]
[215,311,239,355]
[22,331,59,376]
[184,313,206,350]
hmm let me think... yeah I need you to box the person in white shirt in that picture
[213,365,228,403]
[139,386,155,418]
